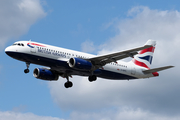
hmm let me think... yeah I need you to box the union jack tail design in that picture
[132,40,156,69]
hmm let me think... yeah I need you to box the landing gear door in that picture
[28,41,36,53]
[30,46,36,53]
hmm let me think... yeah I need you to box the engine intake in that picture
[68,58,92,71]
[33,68,59,80]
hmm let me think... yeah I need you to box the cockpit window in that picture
[12,43,24,46]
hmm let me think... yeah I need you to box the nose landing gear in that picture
[24,69,29,73]
[24,62,30,73]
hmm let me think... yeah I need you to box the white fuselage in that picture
[5,41,155,80]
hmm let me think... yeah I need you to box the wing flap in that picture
[143,66,174,74]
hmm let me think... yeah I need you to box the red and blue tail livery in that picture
[132,40,156,69]
[5,39,174,88]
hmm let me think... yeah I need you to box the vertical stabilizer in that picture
[132,39,156,69]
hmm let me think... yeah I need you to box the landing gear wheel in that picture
[88,75,97,82]
[64,81,73,88]
[24,69,29,73]
[24,62,30,74]
[88,76,93,82]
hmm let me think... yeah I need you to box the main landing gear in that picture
[64,75,97,88]
[24,62,30,73]
[88,75,97,82]
[64,75,73,88]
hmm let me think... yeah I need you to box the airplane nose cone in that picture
[5,46,21,60]
[5,46,10,54]
[5,46,13,57]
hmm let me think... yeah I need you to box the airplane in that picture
[5,40,174,88]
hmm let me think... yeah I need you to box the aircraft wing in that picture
[88,45,152,67]
[143,66,174,74]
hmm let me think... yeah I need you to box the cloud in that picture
[0,111,63,120]
[69,108,180,120]
[0,0,46,49]
[99,6,180,57]
[101,17,119,30]
[48,6,180,119]
[81,40,96,53]
[2,109,180,120]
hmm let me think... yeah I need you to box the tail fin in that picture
[132,39,156,69]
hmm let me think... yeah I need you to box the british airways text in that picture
[37,48,66,58]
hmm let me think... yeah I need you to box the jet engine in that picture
[68,58,93,71]
[33,68,59,80]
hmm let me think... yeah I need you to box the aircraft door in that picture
[131,66,136,75]
[30,46,36,53]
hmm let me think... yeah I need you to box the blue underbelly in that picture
[6,51,137,80]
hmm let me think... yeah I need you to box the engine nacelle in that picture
[33,68,59,81]
[68,58,92,71]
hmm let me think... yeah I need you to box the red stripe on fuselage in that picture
[27,43,46,47]
[139,46,155,54]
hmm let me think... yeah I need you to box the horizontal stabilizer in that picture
[143,66,174,74]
